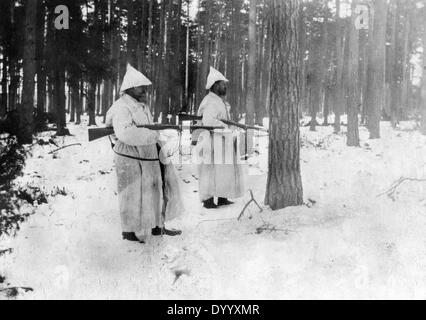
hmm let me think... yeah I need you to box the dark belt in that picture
[109,136,160,162]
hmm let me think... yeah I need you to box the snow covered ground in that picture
[1,116,426,300]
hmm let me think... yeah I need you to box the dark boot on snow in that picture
[122,232,141,242]
[203,197,218,209]
[152,226,182,237]
[217,197,234,206]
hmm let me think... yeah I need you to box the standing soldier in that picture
[106,64,183,243]
[197,67,245,209]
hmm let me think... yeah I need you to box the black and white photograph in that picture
[0,0,426,301]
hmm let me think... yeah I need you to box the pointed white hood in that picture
[120,64,152,94]
[205,66,228,90]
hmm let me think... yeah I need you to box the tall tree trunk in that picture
[102,80,110,123]
[69,77,77,123]
[265,0,303,210]
[170,0,183,120]
[359,28,369,125]
[196,0,212,111]
[400,3,411,119]
[52,15,68,136]
[255,3,267,126]
[298,2,306,119]
[1,53,7,117]
[366,0,387,139]
[96,83,101,115]
[76,79,83,125]
[0,0,11,117]
[390,0,404,128]
[36,0,46,116]
[421,23,426,135]
[8,59,19,112]
[54,66,67,135]
[322,9,332,126]
[127,0,135,65]
[246,0,257,126]
[347,0,360,147]
[226,1,237,118]
[147,0,153,79]
[137,0,146,71]
[333,0,344,133]
[259,23,271,125]
[20,0,37,144]
[88,76,97,126]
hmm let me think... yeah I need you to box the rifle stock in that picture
[88,124,225,142]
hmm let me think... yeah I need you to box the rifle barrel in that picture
[88,124,225,142]
[178,113,269,133]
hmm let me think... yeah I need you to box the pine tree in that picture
[20,0,37,144]
[265,0,303,210]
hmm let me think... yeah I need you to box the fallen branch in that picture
[255,227,297,235]
[48,143,82,154]
[238,190,263,221]
[196,217,237,227]
[377,177,426,199]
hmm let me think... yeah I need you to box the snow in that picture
[1,116,426,299]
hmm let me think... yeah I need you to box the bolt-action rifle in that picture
[177,113,269,133]
[88,124,225,142]
[178,113,269,160]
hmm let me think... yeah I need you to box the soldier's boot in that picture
[203,197,218,209]
[152,226,182,237]
[217,197,234,206]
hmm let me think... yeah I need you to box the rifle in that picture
[88,124,224,142]
[178,113,269,133]
[178,113,269,160]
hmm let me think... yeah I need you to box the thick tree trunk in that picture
[265,0,303,210]
[388,0,401,128]
[19,0,37,144]
[36,0,46,115]
[366,0,387,139]
[346,1,360,147]
[54,67,68,135]
[333,0,344,133]
[9,60,19,112]
[69,77,79,123]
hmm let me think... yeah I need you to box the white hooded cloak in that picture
[196,72,246,202]
[106,66,183,241]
